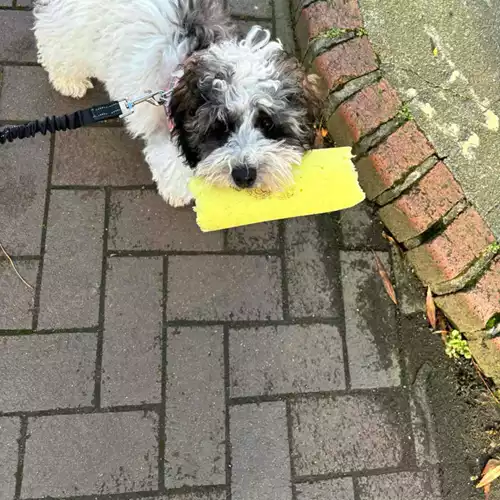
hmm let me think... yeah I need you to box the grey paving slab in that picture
[0,332,96,412]
[0,260,37,329]
[229,0,272,18]
[109,190,222,251]
[0,135,50,256]
[229,324,345,397]
[102,257,162,407]
[0,417,20,500]
[409,367,439,468]
[290,392,408,476]
[226,222,279,252]
[274,0,296,53]
[167,255,282,320]
[0,10,37,62]
[356,471,441,500]
[53,128,152,186]
[296,478,355,500]
[390,246,425,316]
[285,216,340,318]
[339,202,387,250]
[165,326,225,488]
[22,412,158,498]
[235,19,273,37]
[169,492,226,500]
[0,66,109,121]
[230,402,292,500]
[340,251,401,388]
[37,190,104,329]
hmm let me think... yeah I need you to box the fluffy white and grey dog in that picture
[33,0,325,206]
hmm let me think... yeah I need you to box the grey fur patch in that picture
[172,0,235,54]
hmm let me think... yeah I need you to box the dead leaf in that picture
[426,287,436,329]
[372,251,397,305]
[437,310,448,332]
[477,459,500,491]
[485,485,491,499]
[435,311,450,343]
[382,231,396,245]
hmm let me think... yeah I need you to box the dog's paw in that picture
[50,76,94,99]
[157,184,193,208]
[167,193,194,208]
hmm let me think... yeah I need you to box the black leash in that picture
[0,90,169,145]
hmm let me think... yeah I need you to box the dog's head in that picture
[169,26,327,190]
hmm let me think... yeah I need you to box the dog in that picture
[33,0,326,206]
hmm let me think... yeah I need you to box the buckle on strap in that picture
[118,90,170,118]
[117,67,184,127]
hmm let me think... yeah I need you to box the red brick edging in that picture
[293,0,500,374]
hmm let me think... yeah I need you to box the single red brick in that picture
[378,162,464,242]
[436,258,500,332]
[298,1,362,37]
[327,79,401,145]
[313,37,378,91]
[296,0,361,56]
[356,121,435,199]
[407,208,495,285]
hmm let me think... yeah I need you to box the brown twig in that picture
[472,357,500,406]
[372,250,398,305]
[426,286,437,329]
[0,242,34,290]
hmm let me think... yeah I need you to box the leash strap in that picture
[0,90,169,145]
[0,101,123,145]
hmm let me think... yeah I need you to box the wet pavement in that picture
[0,1,498,499]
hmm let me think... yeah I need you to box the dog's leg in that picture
[34,2,94,99]
[46,69,94,99]
[144,134,194,207]
[35,45,94,99]
[36,45,93,98]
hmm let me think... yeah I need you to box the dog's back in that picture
[33,0,233,96]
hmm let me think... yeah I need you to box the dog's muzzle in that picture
[232,166,257,188]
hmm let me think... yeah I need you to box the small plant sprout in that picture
[445,330,472,359]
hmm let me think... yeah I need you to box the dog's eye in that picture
[208,119,234,142]
[256,112,286,140]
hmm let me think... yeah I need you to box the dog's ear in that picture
[302,73,328,123]
[169,59,204,168]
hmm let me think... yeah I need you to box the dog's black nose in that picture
[232,166,257,188]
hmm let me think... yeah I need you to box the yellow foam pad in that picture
[189,147,365,232]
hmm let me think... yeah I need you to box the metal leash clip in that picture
[118,90,169,118]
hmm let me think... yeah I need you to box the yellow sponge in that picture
[189,147,365,232]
